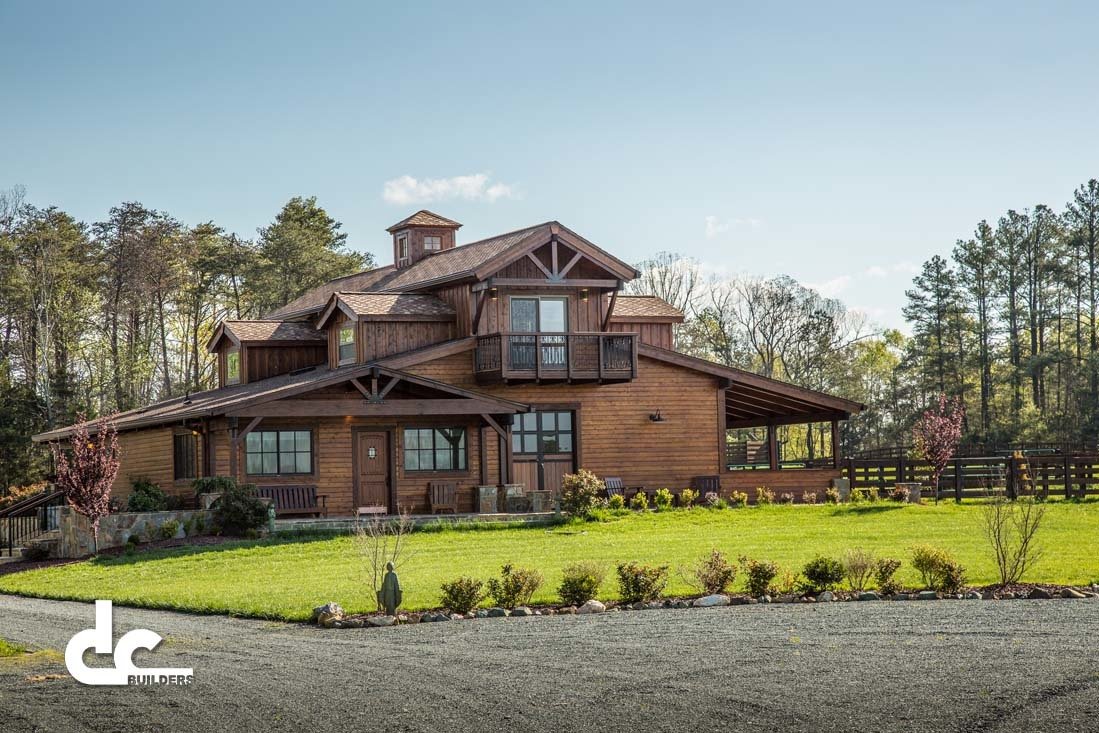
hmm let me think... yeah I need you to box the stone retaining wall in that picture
[56,506,213,558]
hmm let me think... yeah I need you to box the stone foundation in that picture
[56,506,213,558]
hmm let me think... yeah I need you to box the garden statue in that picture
[377,561,402,616]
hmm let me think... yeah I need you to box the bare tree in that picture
[627,251,702,316]
[982,487,1046,587]
[352,510,415,611]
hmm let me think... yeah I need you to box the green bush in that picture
[191,476,240,497]
[843,548,876,592]
[486,563,544,608]
[802,555,846,593]
[850,488,869,503]
[689,549,736,595]
[607,493,626,510]
[126,480,168,512]
[653,488,674,511]
[157,520,181,541]
[938,559,968,595]
[777,492,795,505]
[727,491,748,508]
[629,492,649,511]
[910,544,966,593]
[679,488,699,508]
[867,487,880,502]
[616,562,669,603]
[740,557,779,597]
[440,577,486,614]
[211,480,267,536]
[824,487,841,504]
[558,561,607,606]
[803,491,818,504]
[560,469,604,518]
[755,486,774,505]
[874,558,902,595]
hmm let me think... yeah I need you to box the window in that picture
[226,349,241,385]
[173,433,197,480]
[513,410,573,456]
[397,234,409,262]
[423,235,441,251]
[338,324,356,364]
[509,297,568,333]
[245,430,313,475]
[403,427,467,472]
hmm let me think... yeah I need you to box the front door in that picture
[512,409,576,494]
[355,431,390,511]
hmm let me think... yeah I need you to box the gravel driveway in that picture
[1,594,1098,733]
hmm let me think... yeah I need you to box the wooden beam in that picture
[227,417,239,480]
[602,288,619,331]
[349,378,372,399]
[482,413,507,439]
[558,251,583,279]
[377,375,401,401]
[488,278,619,289]
[831,419,841,469]
[472,290,488,334]
[717,386,728,473]
[479,426,488,486]
[551,238,559,276]
[526,252,554,279]
[230,399,521,418]
[768,426,779,470]
[726,411,850,430]
[235,416,264,445]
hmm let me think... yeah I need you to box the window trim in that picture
[243,428,315,477]
[397,234,409,263]
[509,295,569,333]
[337,323,357,365]
[173,432,198,481]
[423,235,441,252]
[513,409,575,458]
[402,425,470,475]
[226,348,241,385]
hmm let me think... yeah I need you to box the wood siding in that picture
[111,427,205,504]
[608,321,673,349]
[246,344,326,382]
[721,469,841,502]
[392,226,457,269]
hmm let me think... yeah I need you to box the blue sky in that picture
[3,1,1098,330]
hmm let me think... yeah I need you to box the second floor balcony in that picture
[474,332,637,384]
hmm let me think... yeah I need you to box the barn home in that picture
[34,211,862,517]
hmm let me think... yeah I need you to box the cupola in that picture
[386,210,462,269]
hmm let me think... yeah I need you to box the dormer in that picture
[386,210,462,269]
[206,321,327,387]
[316,292,458,367]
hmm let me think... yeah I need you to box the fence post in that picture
[1064,455,1072,500]
[1005,456,1017,499]
[898,454,906,484]
[953,460,963,503]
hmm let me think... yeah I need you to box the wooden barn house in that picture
[34,211,862,517]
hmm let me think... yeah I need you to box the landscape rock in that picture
[475,610,489,619]
[818,591,836,602]
[693,594,731,608]
[858,592,881,602]
[1061,588,1086,599]
[1028,587,1053,600]
[1001,592,1016,600]
[965,592,983,600]
[367,615,395,627]
[449,613,464,621]
[558,606,577,615]
[312,602,345,625]
[775,595,796,604]
[674,600,691,609]
[761,595,772,604]
[510,607,533,617]
[630,602,648,611]
[343,618,365,628]
[730,596,752,605]
[917,591,939,601]
[542,609,556,616]
[487,607,509,618]
[892,593,910,601]
[577,600,606,615]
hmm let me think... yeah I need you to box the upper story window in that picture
[397,234,409,263]
[510,296,568,333]
[226,349,241,385]
[338,324,356,365]
[423,235,441,252]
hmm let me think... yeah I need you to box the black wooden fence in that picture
[844,455,1099,501]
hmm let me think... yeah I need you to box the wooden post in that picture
[228,417,239,481]
[953,460,962,503]
[1006,455,1017,499]
[768,426,779,471]
[479,426,488,486]
[830,419,840,469]
[1064,455,1072,500]
[898,453,906,484]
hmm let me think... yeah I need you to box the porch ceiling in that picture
[724,383,853,429]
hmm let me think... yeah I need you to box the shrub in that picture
[558,561,607,606]
[440,577,486,614]
[889,485,910,502]
[703,491,721,507]
[185,515,206,536]
[982,492,1046,586]
[211,480,267,535]
[126,480,168,513]
[802,555,846,593]
[616,562,669,603]
[938,559,968,595]
[755,486,774,505]
[843,548,876,592]
[679,488,699,509]
[688,549,736,595]
[157,520,181,541]
[740,557,779,598]
[607,493,626,510]
[0,482,48,510]
[824,487,841,504]
[560,469,604,518]
[850,488,869,503]
[629,492,649,511]
[803,491,818,504]
[867,487,880,502]
[777,492,795,505]
[486,563,544,607]
[874,558,902,595]
[727,491,748,508]
[653,488,674,511]
[191,476,240,497]
[911,544,966,592]
[772,568,800,596]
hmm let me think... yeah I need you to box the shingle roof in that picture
[611,295,685,321]
[386,210,462,232]
[222,321,326,342]
[265,266,397,319]
[335,293,456,318]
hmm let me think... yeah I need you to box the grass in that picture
[1,501,1097,621]
[0,639,28,657]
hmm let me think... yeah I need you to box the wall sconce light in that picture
[649,410,666,423]
[580,288,589,301]
[489,288,498,300]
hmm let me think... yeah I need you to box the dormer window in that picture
[424,235,441,252]
[226,349,241,385]
[338,324,356,365]
[397,234,409,265]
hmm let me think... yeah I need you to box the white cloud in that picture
[807,275,853,298]
[382,173,518,205]
[863,261,918,278]
[704,215,762,239]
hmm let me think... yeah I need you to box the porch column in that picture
[831,419,841,469]
[228,417,239,480]
[767,425,779,471]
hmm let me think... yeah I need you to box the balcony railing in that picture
[474,332,637,383]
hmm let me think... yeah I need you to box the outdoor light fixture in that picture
[489,287,498,300]
[649,410,666,423]
[580,288,589,301]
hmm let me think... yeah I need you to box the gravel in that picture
[2,594,1098,732]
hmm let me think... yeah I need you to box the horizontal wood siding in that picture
[721,469,841,502]
[609,321,673,349]
[111,427,204,503]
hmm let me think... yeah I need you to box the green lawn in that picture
[2,502,1098,621]
[0,639,27,657]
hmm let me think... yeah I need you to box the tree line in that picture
[0,188,371,487]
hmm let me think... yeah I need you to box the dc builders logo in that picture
[65,600,194,686]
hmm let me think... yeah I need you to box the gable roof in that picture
[610,295,685,322]
[386,210,462,232]
[265,266,397,319]
[316,292,456,328]
[206,320,325,352]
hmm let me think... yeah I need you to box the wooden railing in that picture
[474,332,637,382]
[850,441,1098,460]
[1,488,65,556]
[844,455,1099,501]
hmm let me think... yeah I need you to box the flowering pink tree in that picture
[51,414,120,555]
[913,395,964,497]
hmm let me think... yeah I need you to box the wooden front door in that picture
[355,431,390,511]
[512,410,576,493]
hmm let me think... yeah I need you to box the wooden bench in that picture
[256,485,327,518]
[429,481,458,514]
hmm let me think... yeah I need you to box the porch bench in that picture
[256,485,327,518]
[429,481,458,514]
